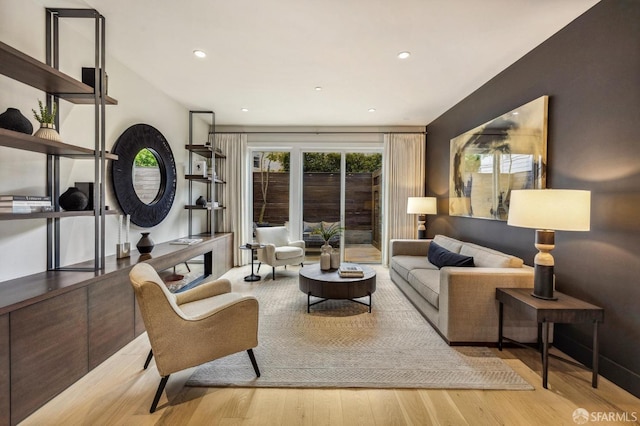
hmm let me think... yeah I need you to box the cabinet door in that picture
[88,277,135,369]
[0,314,9,426]
[10,288,88,425]
[213,234,233,279]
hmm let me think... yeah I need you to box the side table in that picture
[496,287,604,389]
[240,244,265,282]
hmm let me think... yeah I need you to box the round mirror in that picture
[132,148,161,204]
[110,124,176,227]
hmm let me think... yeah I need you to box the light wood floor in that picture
[21,267,639,426]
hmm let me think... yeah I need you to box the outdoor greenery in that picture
[134,148,159,167]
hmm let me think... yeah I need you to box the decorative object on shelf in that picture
[75,182,94,210]
[0,107,33,134]
[116,214,131,259]
[449,95,548,221]
[81,67,108,95]
[32,99,62,141]
[59,187,89,211]
[136,232,155,254]
[110,124,177,227]
[195,195,207,207]
[320,250,331,271]
[407,196,437,239]
[193,159,207,177]
[330,250,340,269]
[507,189,591,300]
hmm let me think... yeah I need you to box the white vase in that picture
[321,242,332,254]
[330,251,340,269]
[320,251,331,270]
[34,123,62,142]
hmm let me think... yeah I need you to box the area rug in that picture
[186,264,533,390]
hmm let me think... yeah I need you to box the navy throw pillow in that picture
[427,241,475,268]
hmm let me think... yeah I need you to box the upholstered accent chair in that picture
[129,263,260,413]
[255,226,305,280]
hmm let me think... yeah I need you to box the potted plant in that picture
[312,222,344,252]
[32,100,61,141]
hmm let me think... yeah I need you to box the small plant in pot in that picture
[32,100,62,141]
[312,222,344,253]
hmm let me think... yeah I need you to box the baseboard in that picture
[554,330,640,398]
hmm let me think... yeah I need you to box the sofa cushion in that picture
[303,221,321,232]
[460,243,524,268]
[428,241,475,268]
[275,246,304,260]
[407,268,441,309]
[391,255,437,281]
[433,235,463,253]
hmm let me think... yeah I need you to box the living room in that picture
[1,0,638,424]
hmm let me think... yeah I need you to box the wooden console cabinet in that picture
[0,233,233,425]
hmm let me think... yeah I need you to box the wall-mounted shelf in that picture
[0,209,117,221]
[0,128,118,159]
[0,41,117,105]
[184,144,225,159]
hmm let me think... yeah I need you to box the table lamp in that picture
[407,197,437,239]
[507,189,591,300]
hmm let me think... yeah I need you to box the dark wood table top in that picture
[299,263,376,283]
[496,287,604,324]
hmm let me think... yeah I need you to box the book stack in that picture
[338,264,364,278]
[0,195,53,213]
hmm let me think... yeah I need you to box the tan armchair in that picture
[129,263,260,413]
[255,226,305,280]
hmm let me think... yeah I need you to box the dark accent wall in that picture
[426,0,639,397]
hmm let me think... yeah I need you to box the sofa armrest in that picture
[389,239,431,257]
[438,266,536,343]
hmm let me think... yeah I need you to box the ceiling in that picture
[50,0,598,126]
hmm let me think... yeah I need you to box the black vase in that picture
[0,108,33,135]
[59,187,89,211]
[136,232,155,254]
[195,195,207,207]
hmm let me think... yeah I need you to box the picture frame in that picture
[449,95,548,221]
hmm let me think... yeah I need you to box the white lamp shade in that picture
[407,197,437,215]
[507,189,591,231]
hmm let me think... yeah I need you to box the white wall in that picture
[0,0,195,281]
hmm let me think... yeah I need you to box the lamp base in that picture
[532,263,557,300]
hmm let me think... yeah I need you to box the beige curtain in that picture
[382,133,426,265]
[215,133,250,266]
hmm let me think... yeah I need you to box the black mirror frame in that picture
[110,124,177,227]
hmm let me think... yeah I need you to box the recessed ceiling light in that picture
[397,51,411,59]
[314,86,322,91]
[193,50,206,58]
[368,108,376,113]
[241,108,249,112]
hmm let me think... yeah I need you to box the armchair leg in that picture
[272,266,276,280]
[143,349,153,369]
[150,375,170,413]
[247,349,261,377]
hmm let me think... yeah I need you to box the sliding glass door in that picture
[301,151,382,264]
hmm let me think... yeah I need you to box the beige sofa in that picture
[389,235,538,345]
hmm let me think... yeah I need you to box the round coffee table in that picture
[298,263,376,313]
